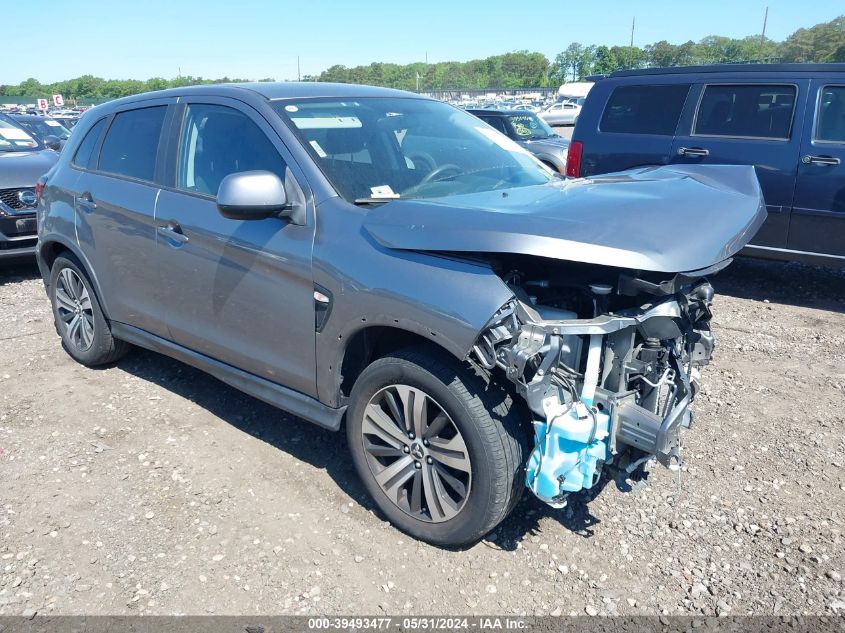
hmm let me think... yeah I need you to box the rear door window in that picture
[98,106,167,181]
[816,85,845,143]
[72,118,107,169]
[694,84,796,140]
[599,84,690,135]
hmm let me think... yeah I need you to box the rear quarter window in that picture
[694,84,796,140]
[599,84,691,135]
[816,85,845,143]
[71,118,107,170]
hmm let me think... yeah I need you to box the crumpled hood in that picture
[363,164,766,273]
[0,150,58,189]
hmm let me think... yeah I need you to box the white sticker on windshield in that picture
[370,185,400,199]
[45,120,61,126]
[309,140,327,158]
[0,127,33,140]
[474,126,532,155]
[285,105,298,112]
[292,116,362,130]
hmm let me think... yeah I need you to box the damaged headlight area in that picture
[472,265,718,508]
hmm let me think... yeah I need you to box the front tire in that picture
[346,346,528,547]
[49,254,129,366]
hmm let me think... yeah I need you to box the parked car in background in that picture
[0,114,59,259]
[568,63,845,267]
[468,108,570,174]
[11,114,70,151]
[37,82,763,546]
[52,114,80,129]
[539,101,581,125]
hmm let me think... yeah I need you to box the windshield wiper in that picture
[353,197,399,206]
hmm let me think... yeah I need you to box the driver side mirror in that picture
[217,170,291,221]
[43,135,62,151]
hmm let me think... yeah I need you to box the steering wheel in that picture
[419,163,462,185]
[407,152,436,172]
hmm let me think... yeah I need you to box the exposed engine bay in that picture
[471,255,720,507]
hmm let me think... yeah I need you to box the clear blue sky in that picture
[4,0,841,84]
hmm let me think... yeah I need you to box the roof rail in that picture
[608,62,845,78]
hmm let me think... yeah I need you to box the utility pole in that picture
[628,16,636,69]
[760,6,769,53]
[297,56,301,81]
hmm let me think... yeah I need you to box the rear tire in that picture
[346,346,529,547]
[49,254,129,366]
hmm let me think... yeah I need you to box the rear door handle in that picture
[157,221,189,246]
[677,147,710,158]
[75,192,97,213]
[802,155,841,166]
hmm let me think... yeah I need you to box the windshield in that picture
[506,113,556,140]
[0,118,39,152]
[273,97,551,203]
[21,119,72,140]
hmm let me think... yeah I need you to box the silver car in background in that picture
[540,100,582,125]
[0,114,59,260]
[468,109,570,174]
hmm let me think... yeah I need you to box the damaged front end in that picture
[472,262,720,508]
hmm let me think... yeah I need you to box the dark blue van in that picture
[568,64,845,267]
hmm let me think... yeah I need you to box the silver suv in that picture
[36,83,765,546]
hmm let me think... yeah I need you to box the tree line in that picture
[2,15,842,100]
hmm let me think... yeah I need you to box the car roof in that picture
[466,108,536,116]
[99,82,429,111]
[602,62,845,79]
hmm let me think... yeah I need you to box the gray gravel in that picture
[0,257,843,616]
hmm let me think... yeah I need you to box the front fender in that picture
[313,198,513,407]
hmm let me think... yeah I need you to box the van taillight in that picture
[565,141,582,178]
[35,178,46,202]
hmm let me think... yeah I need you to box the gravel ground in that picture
[0,256,843,617]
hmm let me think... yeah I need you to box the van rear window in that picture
[694,84,796,140]
[599,84,690,135]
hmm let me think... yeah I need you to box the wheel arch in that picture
[335,324,464,403]
[533,153,564,175]
[38,237,113,320]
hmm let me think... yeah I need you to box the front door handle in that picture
[802,155,841,166]
[75,192,97,213]
[677,147,710,158]
[157,221,189,246]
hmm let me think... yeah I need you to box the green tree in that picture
[591,45,618,74]
[780,15,845,62]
